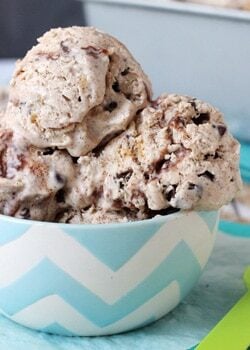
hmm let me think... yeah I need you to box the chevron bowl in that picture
[0,210,218,336]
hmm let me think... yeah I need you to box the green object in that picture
[196,267,250,350]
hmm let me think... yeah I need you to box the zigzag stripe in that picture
[197,211,219,233]
[7,282,179,336]
[0,213,213,304]
[0,241,201,327]
[42,323,76,336]
[0,217,29,245]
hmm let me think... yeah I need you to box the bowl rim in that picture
[0,210,218,230]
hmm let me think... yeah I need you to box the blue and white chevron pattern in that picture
[0,211,218,336]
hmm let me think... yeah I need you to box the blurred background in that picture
[0,0,85,58]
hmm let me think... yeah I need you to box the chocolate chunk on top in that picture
[112,81,120,93]
[192,112,210,125]
[105,101,118,113]
[217,124,227,136]
[198,171,215,181]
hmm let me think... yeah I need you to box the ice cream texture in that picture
[0,27,241,223]
[3,27,151,157]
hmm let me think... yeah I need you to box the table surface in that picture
[0,60,249,350]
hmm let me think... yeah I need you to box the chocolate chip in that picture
[55,172,64,184]
[91,145,104,157]
[82,46,108,59]
[217,125,227,136]
[188,183,196,190]
[83,46,99,58]
[190,99,198,112]
[92,130,123,157]
[112,81,120,93]
[60,41,70,53]
[83,205,92,211]
[42,148,55,155]
[113,199,123,209]
[78,96,82,102]
[19,208,30,219]
[72,157,79,164]
[55,189,65,203]
[147,207,180,218]
[105,101,118,113]
[198,171,215,181]
[155,159,169,173]
[117,169,133,180]
[166,185,177,201]
[192,113,210,125]
[144,173,149,180]
[117,170,133,189]
[62,94,70,101]
[136,108,143,115]
[204,152,220,160]
[121,67,130,76]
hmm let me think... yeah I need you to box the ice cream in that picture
[0,27,241,223]
[58,206,148,224]
[3,27,151,157]
[58,94,241,223]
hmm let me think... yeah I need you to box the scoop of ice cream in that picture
[3,27,151,157]
[0,94,241,222]
[64,94,241,217]
[138,94,242,210]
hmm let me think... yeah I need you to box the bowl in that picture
[0,210,218,336]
